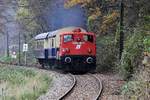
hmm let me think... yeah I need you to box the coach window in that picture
[37,40,44,49]
[64,35,73,42]
[83,35,93,43]
[52,38,54,47]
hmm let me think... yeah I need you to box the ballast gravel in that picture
[38,72,74,100]
[63,75,100,100]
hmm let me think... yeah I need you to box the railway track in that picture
[60,74,103,100]
[89,74,103,100]
[58,74,77,100]
[38,73,76,100]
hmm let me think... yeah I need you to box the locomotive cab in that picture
[59,29,96,72]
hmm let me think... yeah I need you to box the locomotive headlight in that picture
[86,57,93,64]
[62,48,66,53]
[88,48,92,54]
[62,48,70,53]
[66,48,70,53]
[65,57,72,63]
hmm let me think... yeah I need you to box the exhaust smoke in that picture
[44,0,87,30]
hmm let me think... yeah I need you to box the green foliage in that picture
[121,81,149,99]
[65,0,119,35]
[143,15,150,31]
[16,6,39,33]
[17,8,30,19]
[16,0,51,33]
[120,35,150,99]
[18,0,29,6]
[0,67,36,85]
[0,43,37,65]
[120,29,145,79]
[96,34,118,72]
[0,66,52,100]
[144,16,150,22]
[0,56,14,63]
[0,53,29,65]
[97,34,115,45]
[143,36,150,52]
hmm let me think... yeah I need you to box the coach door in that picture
[51,37,57,57]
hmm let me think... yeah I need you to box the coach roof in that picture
[34,32,49,40]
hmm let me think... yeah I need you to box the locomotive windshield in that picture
[64,35,73,42]
[83,35,93,43]
[63,34,94,43]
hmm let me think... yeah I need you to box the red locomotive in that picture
[34,27,96,72]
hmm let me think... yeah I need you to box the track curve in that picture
[89,74,103,100]
[62,74,103,100]
[58,74,76,100]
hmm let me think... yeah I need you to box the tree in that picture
[16,0,51,36]
[65,0,120,35]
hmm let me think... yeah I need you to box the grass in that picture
[120,21,150,98]
[0,64,52,100]
[121,81,150,99]
[0,56,15,63]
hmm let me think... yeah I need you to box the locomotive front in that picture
[59,29,96,72]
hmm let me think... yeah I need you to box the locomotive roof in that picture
[61,32,95,35]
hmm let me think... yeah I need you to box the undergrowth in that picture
[96,34,118,72]
[0,65,52,100]
[120,14,150,99]
[120,29,144,79]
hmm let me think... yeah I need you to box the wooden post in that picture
[18,32,21,65]
[119,0,124,59]
[6,31,9,57]
[24,35,27,66]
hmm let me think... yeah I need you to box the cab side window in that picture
[64,35,73,42]
[83,35,93,43]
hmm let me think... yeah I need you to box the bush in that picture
[121,81,150,99]
[96,34,118,72]
[143,36,150,53]
[120,29,145,79]
[0,56,15,63]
